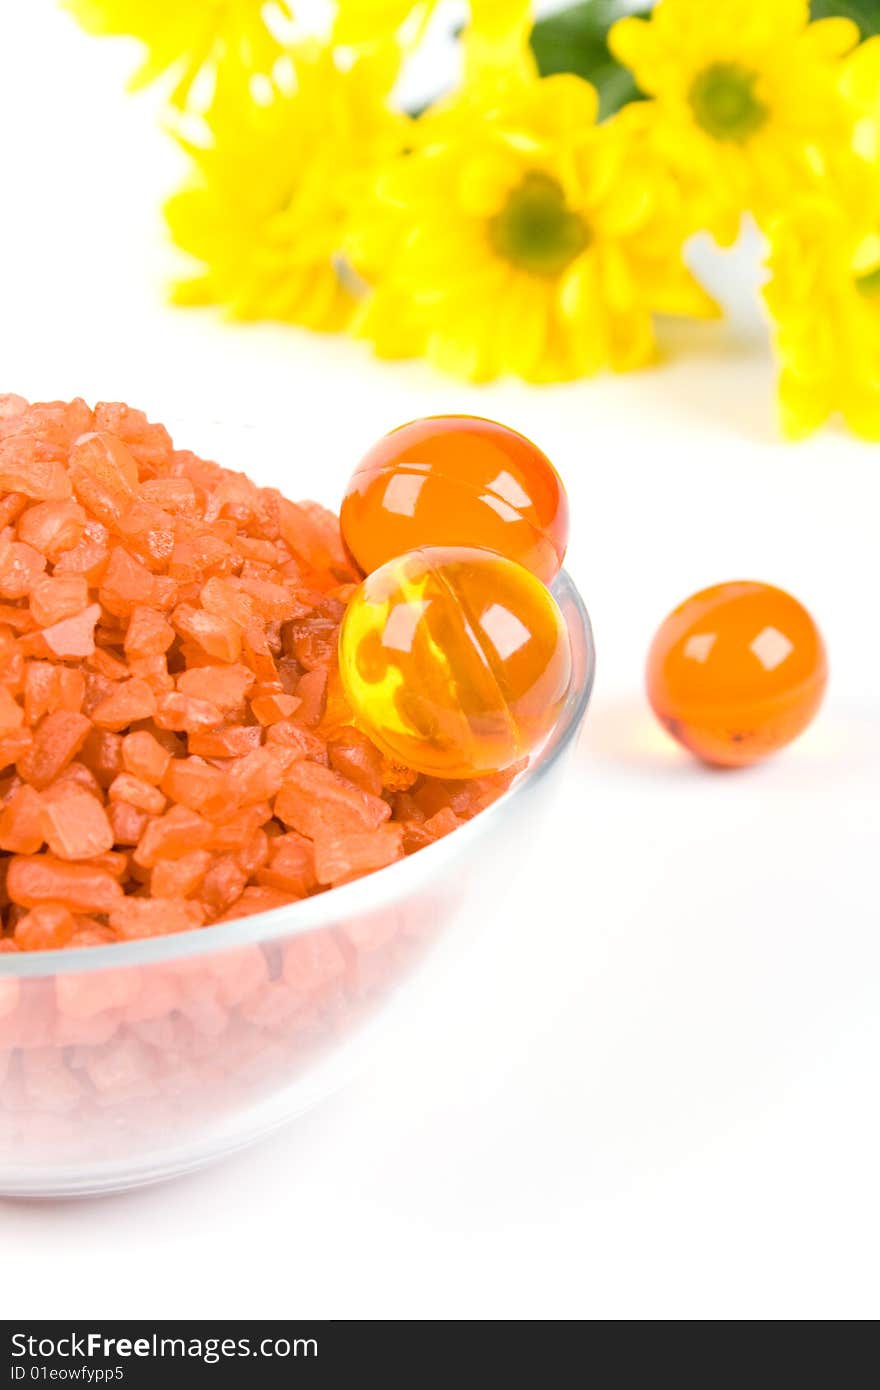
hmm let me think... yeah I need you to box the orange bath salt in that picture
[209,802,273,854]
[38,603,102,660]
[226,748,283,807]
[161,759,229,818]
[188,723,262,759]
[275,761,391,840]
[124,605,175,657]
[6,854,123,913]
[0,398,529,953]
[0,492,27,528]
[14,904,77,951]
[0,784,45,853]
[17,498,87,560]
[52,519,109,585]
[250,692,300,725]
[281,930,347,997]
[0,685,23,735]
[0,538,46,599]
[108,772,167,816]
[133,805,214,867]
[99,546,169,617]
[199,856,248,917]
[91,677,158,731]
[256,833,317,898]
[176,663,254,709]
[314,824,405,886]
[108,896,206,941]
[69,431,137,524]
[328,729,385,798]
[0,729,33,772]
[153,691,223,733]
[294,667,328,728]
[121,730,171,784]
[0,449,71,502]
[151,849,212,899]
[80,727,123,786]
[107,799,151,846]
[172,605,242,662]
[39,782,114,861]
[29,574,89,627]
[16,710,91,789]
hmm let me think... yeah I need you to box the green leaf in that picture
[529,1,646,120]
[809,0,880,38]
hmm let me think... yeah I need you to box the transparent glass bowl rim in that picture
[0,571,594,980]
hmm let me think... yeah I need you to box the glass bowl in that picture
[0,574,594,1197]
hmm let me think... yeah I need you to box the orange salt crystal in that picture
[121,730,170,784]
[275,761,391,841]
[108,772,167,816]
[0,686,23,735]
[133,805,214,867]
[153,691,223,732]
[29,574,89,627]
[91,677,157,731]
[313,824,404,886]
[123,605,175,657]
[14,904,77,951]
[209,802,273,853]
[0,784,45,853]
[188,724,262,758]
[80,727,123,786]
[6,854,123,913]
[17,498,87,560]
[108,896,205,941]
[38,603,102,660]
[0,538,46,599]
[107,800,151,846]
[39,782,114,860]
[161,759,229,818]
[199,856,248,916]
[250,691,300,725]
[256,833,317,897]
[176,663,254,708]
[328,729,385,798]
[16,710,91,788]
[0,728,33,772]
[151,849,211,899]
[172,605,241,661]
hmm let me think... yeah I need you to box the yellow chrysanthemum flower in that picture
[165,44,408,329]
[333,1,438,48]
[64,0,294,108]
[348,73,716,383]
[764,159,880,439]
[841,34,880,163]
[609,0,859,244]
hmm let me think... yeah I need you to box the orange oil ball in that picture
[646,581,828,767]
[338,546,572,779]
[340,415,569,584]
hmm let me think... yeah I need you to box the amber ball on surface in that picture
[338,546,572,780]
[646,581,828,767]
[340,415,569,585]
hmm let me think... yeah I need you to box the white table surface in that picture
[1,3,878,1320]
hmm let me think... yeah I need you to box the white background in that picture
[1,1,878,1320]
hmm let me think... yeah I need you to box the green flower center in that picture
[489,172,589,278]
[855,264,880,297]
[689,62,768,143]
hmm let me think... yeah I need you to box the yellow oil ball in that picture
[338,546,572,779]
